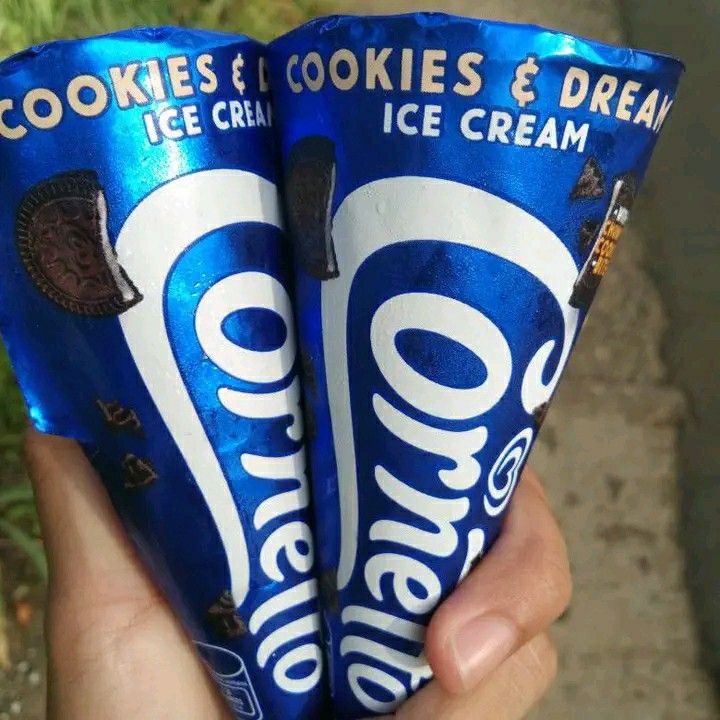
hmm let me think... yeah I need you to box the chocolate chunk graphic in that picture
[16,171,142,315]
[570,158,605,200]
[284,136,339,281]
[320,569,339,614]
[122,454,158,489]
[533,402,550,428]
[578,219,601,252]
[97,400,143,434]
[206,591,247,639]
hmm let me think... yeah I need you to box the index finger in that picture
[24,428,156,604]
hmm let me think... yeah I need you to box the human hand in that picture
[27,429,570,720]
[370,466,572,720]
[26,429,233,720]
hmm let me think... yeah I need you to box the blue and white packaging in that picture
[268,13,683,718]
[0,28,326,720]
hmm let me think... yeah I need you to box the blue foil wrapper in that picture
[0,28,326,720]
[268,13,683,718]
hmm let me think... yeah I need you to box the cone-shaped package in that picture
[0,29,326,719]
[268,14,683,718]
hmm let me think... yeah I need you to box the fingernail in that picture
[451,614,519,691]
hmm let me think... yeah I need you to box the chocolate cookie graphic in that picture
[16,171,142,315]
[206,591,247,639]
[570,157,605,200]
[284,136,339,281]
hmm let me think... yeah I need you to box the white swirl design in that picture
[116,170,283,606]
[326,177,580,588]
[484,428,535,517]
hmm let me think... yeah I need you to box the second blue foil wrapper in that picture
[268,12,683,719]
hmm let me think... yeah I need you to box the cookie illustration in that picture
[16,171,142,315]
[206,591,247,639]
[570,157,605,200]
[97,399,143,434]
[284,136,339,281]
[122,453,158,489]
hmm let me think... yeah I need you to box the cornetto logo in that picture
[324,177,582,713]
[115,170,322,698]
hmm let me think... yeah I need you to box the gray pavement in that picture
[621,0,720,697]
[336,1,718,717]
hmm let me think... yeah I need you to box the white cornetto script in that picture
[116,170,322,695]
[323,177,581,712]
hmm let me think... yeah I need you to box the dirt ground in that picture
[0,553,45,719]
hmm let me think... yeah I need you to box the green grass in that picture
[0,0,329,584]
[0,348,41,581]
[0,0,329,54]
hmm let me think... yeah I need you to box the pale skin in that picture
[26,428,572,720]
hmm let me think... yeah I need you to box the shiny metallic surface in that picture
[269,14,683,718]
[0,28,326,720]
